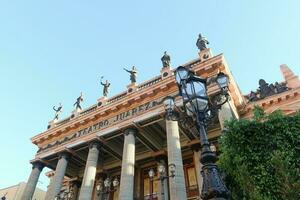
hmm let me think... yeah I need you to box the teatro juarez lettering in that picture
[38,99,161,153]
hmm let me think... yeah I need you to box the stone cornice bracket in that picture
[124,127,138,136]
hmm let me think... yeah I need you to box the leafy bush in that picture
[218,107,300,200]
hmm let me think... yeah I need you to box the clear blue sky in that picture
[0,0,299,191]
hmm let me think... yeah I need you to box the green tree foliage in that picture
[218,107,300,200]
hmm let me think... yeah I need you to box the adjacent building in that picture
[0,182,45,200]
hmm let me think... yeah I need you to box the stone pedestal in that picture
[78,142,101,200]
[198,48,213,61]
[97,97,108,107]
[21,162,44,200]
[48,119,58,129]
[160,66,173,80]
[127,83,138,93]
[166,119,187,200]
[45,152,70,200]
[119,128,137,200]
[71,108,82,118]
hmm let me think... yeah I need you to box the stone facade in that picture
[22,49,300,200]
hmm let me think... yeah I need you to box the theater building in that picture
[21,44,300,200]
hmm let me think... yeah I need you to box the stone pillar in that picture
[119,128,137,200]
[45,152,70,200]
[79,142,101,200]
[165,116,187,200]
[21,161,44,200]
[218,101,234,130]
[191,144,203,197]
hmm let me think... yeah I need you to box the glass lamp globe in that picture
[175,66,191,84]
[163,96,175,111]
[158,163,166,175]
[216,72,229,89]
[148,168,155,178]
[113,177,119,187]
[96,182,102,191]
[104,178,111,188]
[168,163,176,177]
[183,80,208,115]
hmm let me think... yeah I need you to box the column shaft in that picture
[79,142,100,200]
[119,128,136,200]
[218,101,234,130]
[21,162,44,200]
[166,119,187,200]
[45,153,70,200]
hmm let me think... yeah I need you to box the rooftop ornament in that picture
[73,92,84,110]
[53,103,63,121]
[246,79,289,102]
[124,66,138,84]
[161,51,171,68]
[100,76,111,97]
[196,33,209,52]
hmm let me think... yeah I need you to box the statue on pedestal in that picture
[124,66,138,83]
[257,79,275,99]
[53,103,63,120]
[100,76,111,97]
[74,92,84,110]
[196,34,209,51]
[161,51,171,68]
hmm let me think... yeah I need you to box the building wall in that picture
[0,182,45,200]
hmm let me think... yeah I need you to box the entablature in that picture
[31,53,244,149]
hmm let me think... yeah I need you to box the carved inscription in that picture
[38,99,161,153]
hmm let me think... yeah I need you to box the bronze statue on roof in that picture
[196,34,209,51]
[161,51,171,68]
[124,66,138,83]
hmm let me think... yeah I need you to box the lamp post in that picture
[96,177,119,200]
[148,163,176,200]
[174,66,230,200]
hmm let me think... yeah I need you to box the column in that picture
[191,144,203,197]
[45,152,70,200]
[166,115,187,200]
[119,128,136,200]
[218,101,234,130]
[21,161,44,200]
[79,142,101,200]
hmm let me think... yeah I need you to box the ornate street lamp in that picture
[97,177,119,200]
[148,163,176,200]
[175,66,230,200]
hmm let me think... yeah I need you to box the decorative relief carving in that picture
[246,79,289,102]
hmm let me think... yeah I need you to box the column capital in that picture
[88,140,102,150]
[58,151,71,160]
[31,161,45,171]
[124,127,138,136]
